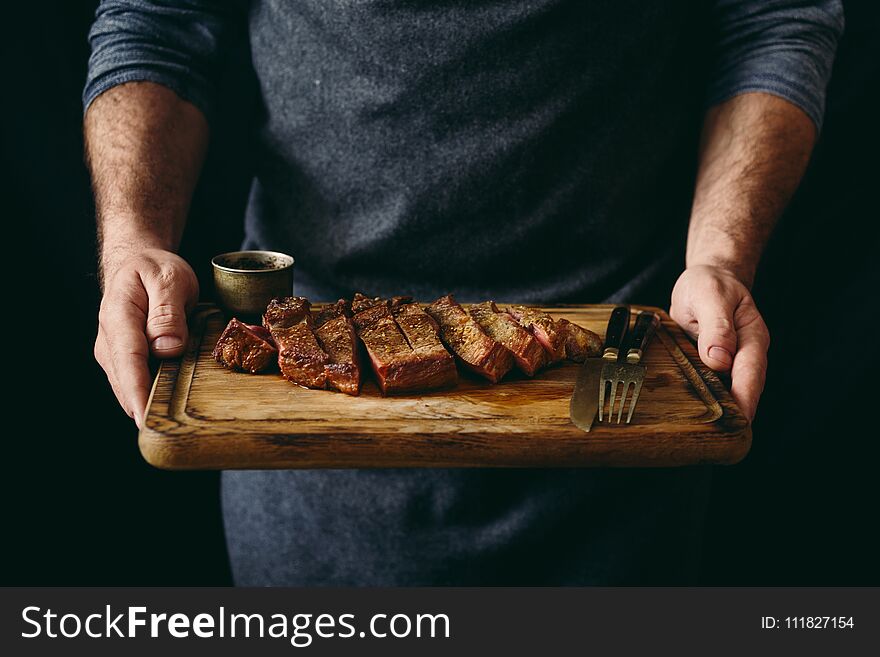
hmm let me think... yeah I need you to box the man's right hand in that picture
[95,248,199,428]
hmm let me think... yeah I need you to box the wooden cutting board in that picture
[140,303,750,470]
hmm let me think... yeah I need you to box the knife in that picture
[569,306,631,432]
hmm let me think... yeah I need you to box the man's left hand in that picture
[670,265,770,421]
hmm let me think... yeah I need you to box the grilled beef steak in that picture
[352,294,457,395]
[230,293,596,393]
[557,318,602,362]
[263,297,329,389]
[213,318,278,373]
[351,292,387,314]
[469,301,546,376]
[425,295,513,383]
[507,305,566,362]
[392,302,457,388]
[313,299,361,395]
[313,298,351,328]
[352,294,457,394]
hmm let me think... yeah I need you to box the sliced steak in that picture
[313,300,361,395]
[352,297,412,394]
[469,301,546,376]
[263,297,329,389]
[557,318,602,362]
[313,298,352,329]
[392,303,457,389]
[351,294,457,394]
[213,318,278,373]
[425,295,513,383]
[351,292,387,314]
[507,305,566,362]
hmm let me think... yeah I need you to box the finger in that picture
[99,286,153,428]
[97,330,137,423]
[730,313,770,422]
[689,295,739,372]
[95,331,121,406]
[141,267,195,359]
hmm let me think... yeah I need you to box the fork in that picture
[598,310,660,424]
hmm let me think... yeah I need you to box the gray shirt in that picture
[85,0,842,584]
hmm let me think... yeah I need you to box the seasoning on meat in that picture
[312,299,361,395]
[392,302,457,388]
[468,301,546,376]
[352,294,457,394]
[212,318,278,373]
[220,293,599,393]
[425,295,513,383]
[351,292,387,314]
[557,318,602,362]
[507,305,566,363]
[313,298,352,329]
[263,297,329,389]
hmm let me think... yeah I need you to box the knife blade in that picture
[569,306,631,432]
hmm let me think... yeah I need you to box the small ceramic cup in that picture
[211,250,294,320]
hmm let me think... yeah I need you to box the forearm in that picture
[686,92,816,287]
[84,81,209,285]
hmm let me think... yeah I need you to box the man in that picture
[85,1,842,585]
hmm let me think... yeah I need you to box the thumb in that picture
[691,297,738,372]
[142,269,197,358]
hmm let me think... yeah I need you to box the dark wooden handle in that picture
[603,306,630,352]
[628,311,660,353]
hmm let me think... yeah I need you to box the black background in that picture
[2,1,878,586]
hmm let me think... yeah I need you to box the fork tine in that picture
[598,379,607,422]
[616,380,631,424]
[625,377,645,424]
[606,379,621,423]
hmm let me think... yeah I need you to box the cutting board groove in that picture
[140,304,750,469]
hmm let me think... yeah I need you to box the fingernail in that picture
[708,346,733,366]
[152,336,183,352]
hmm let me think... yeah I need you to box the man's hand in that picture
[674,92,815,422]
[95,248,198,427]
[670,265,769,421]
[85,81,209,427]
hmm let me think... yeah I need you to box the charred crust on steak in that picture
[263,296,313,330]
[219,294,598,393]
[313,299,352,329]
[313,307,362,396]
[212,318,278,374]
[469,301,546,376]
[351,293,457,394]
[263,296,329,388]
[557,318,602,362]
[507,305,566,362]
[425,295,513,383]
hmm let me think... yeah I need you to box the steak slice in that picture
[557,318,602,362]
[425,295,513,383]
[351,294,457,394]
[507,305,566,362]
[351,292,387,314]
[313,300,361,395]
[313,298,352,329]
[351,297,411,394]
[213,318,278,373]
[392,303,457,389]
[469,301,546,376]
[263,297,329,389]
